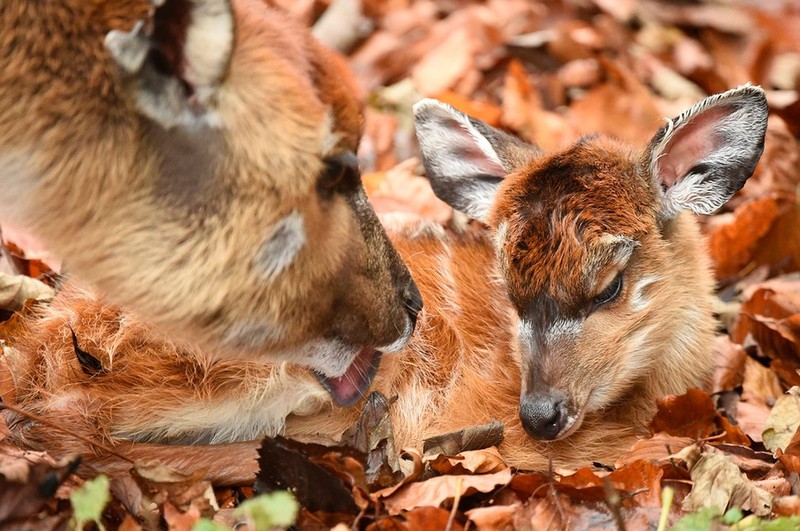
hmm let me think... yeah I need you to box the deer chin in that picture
[314,347,382,407]
[553,390,596,440]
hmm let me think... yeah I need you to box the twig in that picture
[547,456,566,530]
[603,477,626,531]
[0,401,135,464]
[445,476,463,531]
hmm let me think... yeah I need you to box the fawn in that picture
[2,86,768,484]
[0,0,421,404]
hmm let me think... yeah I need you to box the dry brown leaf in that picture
[377,469,512,515]
[763,387,800,453]
[433,90,502,127]
[742,356,783,406]
[405,506,464,530]
[735,400,771,443]
[711,335,746,393]
[501,59,575,151]
[428,447,507,476]
[133,462,216,515]
[465,503,520,531]
[615,433,694,468]
[773,495,800,516]
[411,27,475,97]
[706,196,780,281]
[366,159,453,224]
[682,452,772,516]
[650,388,749,445]
[557,460,663,508]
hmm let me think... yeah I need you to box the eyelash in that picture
[593,272,624,308]
[317,152,360,199]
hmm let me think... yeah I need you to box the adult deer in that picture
[0,0,421,405]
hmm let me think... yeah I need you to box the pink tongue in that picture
[320,347,381,407]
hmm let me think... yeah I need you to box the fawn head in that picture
[100,0,421,405]
[414,86,767,440]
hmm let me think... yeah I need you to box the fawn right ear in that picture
[647,85,768,218]
[105,0,234,129]
[414,99,537,223]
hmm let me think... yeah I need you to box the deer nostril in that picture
[520,394,568,441]
[404,279,423,329]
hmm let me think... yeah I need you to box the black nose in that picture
[404,279,423,330]
[520,393,568,440]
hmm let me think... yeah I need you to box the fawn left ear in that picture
[647,85,768,218]
[105,0,234,129]
[413,99,537,223]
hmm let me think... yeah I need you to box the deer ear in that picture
[105,0,234,129]
[413,99,537,223]
[647,85,768,218]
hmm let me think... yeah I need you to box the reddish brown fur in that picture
[494,138,654,308]
[2,84,766,483]
[3,217,674,483]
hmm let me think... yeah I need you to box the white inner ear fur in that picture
[650,87,766,217]
[254,210,306,281]
[414,100,506,176]
[184,0,234,103]
[413,99,506,221]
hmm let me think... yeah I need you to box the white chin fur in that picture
[377,314,414,354]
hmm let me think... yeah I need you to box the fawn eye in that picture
[594,272,623,308]
[317,151,360,199]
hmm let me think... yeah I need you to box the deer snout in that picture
[519,391,570,441]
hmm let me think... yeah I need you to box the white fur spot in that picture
[629,275,662,312]
[378,314,415,353]
[254,211,306,281]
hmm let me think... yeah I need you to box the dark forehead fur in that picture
[491,137,657,312]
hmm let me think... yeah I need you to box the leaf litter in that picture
[3,0,800,529]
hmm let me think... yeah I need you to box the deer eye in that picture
[317,151,360,199]
[593,272,623,308]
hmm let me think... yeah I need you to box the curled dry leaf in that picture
[650,388,750,445]
[706,196,780,281]
[255,436,376,514]
[614,433,694,468]
[428,446,508,476]
[556,460,663,508]
[711,335,747,393]
[465,503,520,531]
[0,273,54,312]
[377,469,512,515]
[682,452,772,516]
